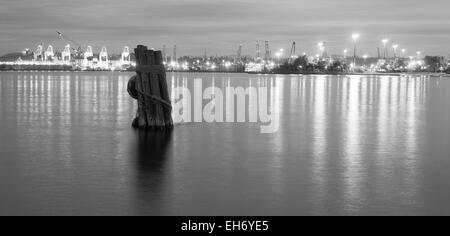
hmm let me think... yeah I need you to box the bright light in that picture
[416,51,421,55]
[182,61,189,70]
[363,54,368,59]
[402,49,406,53]
[352,33,360,41]
[382,39,389,45]
[344,49,348,53]
[392,44,399,49]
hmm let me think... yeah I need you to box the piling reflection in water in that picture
[133,129,173,215]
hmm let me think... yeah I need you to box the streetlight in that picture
[416,51,421,59]
[392,44,399,59]
[344,49,348,59]
[382,39,389,59]
[318,41,326,58]
[278,49,284,64]
[401,49,406,58]
[363,54,368,66]
[275,51,282,64]
[352,33,360,66]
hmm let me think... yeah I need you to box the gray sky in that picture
[1,0,449,56]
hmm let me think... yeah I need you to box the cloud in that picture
[0,0,449,56]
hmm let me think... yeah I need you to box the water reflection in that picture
[1,72,450,215]
[133,129,173,215]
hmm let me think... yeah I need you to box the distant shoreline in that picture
[0,70,448,77]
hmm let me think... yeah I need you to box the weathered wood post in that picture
[127,45,173,129]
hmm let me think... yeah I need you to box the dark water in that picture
[0,71,450,216]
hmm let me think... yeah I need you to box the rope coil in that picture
[127,75,172,110]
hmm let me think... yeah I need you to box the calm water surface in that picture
[0,72,449,215]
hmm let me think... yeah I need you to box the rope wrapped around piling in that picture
[128,75,172,109]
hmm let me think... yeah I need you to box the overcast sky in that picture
[1,0,450,56]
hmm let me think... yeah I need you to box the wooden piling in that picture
[128,45,173,129]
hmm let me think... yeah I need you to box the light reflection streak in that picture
[311,76,328,212]
[403,76,419,207]
[343,76,363,213]
[266,75,285,208]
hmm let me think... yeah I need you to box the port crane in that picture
[256,41,261,61]
[236,44,242,63]
[289,42,296,64]
[33,41,44,61]
[173,45,177,63]
[56,31,83,58]
[264,41,271,61]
